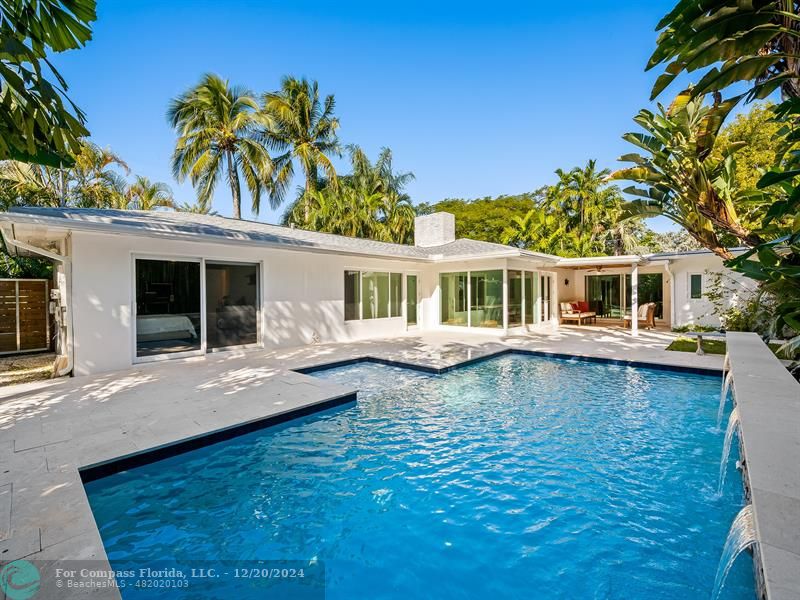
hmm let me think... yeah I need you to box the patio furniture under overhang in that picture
[556,255,655,337]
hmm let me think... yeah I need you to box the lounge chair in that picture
[559,302,597,325]
[624,302,656,330]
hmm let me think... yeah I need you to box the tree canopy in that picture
[0,0,96,166]
[416,193,541,243]
[420,162,670,258]
[282,146,415,244]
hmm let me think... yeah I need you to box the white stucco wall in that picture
[64,228,756,376]
[69,231,431,376]
[669,254,758,328]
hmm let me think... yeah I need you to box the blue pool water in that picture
[85,355,754,599]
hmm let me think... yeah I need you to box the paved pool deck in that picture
[0,327,726,598]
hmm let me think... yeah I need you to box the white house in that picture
[0,208,754,376]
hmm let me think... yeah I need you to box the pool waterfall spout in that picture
[718,407,740,497]
[711,504,757,600]
[717,372,734,430]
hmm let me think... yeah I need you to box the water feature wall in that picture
[717,334,800,599]
[717,370,734,430]
[718,406,741,497]
[712,504,757,600]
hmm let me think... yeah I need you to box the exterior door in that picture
[406,275,418,327]
[205,262,259,350]
[540,274,552,322]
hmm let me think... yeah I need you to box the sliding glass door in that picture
[135,259,201,357]
[135,258,260,361]
[441,272,468,325]
[205,262,259,350]
[406,275,418,327]
[586,274,623,318]
[625,273,664,319]
[524,271,538,325]
[584,273,664,320]
[508,270,523,327]
[470,270,503,328]
[540,274,552,322]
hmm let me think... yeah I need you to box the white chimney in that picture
[414,212,456,247]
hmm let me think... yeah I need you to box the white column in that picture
[630,263,639,337]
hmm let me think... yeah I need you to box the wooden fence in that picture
[0,279,50,355]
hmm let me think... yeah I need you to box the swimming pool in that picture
[84,354,754,599]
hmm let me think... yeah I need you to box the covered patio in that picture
[554,255,674,336]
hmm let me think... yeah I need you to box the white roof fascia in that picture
[0,213,432,263]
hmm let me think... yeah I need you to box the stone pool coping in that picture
[293,347,724,377]
[0,331,731,598]
[727,332,800,600]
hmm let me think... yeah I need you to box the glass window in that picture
[344,271,360,321]
[135,259,201,357]
[508,270,522,327]
[470,270,503,328]
[362,272,390,319]
[690,274,703,299]
[205,263,258,350]
[440,272,468,326]
[524,271,538,325]
[390,273,402,318]
[407,275,418,326]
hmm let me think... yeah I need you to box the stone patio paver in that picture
[0,327,724,598]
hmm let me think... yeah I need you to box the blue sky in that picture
[54,1,692,232]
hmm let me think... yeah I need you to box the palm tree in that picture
[176,200,217,215]
[501,208,570,255]
[609,93,763,258]
[262,77,341,220]
[550,161,617,235]
[0,161,62,207]
[126,176,175,211]
[71,142,129,208]
[0,141,129,208]
[282,146,415,244]
[168,74,274,219]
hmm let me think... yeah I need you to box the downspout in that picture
[1,226,74,376]
[664,260,675,330]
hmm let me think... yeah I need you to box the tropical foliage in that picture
[263,76,341,220]
[500,161,653,257]
[125,176,174,211]
[0,0,96,167]
[282,146,414,244]
[168,74,274,219]
[714,103,783,191]
[0,141,127,209]
[176,200,216,215]
[0,141,181,212]
[645,0,800,361]
[648,1,800,101]
[609,93,765,258]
